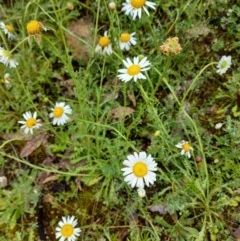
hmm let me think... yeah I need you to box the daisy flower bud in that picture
[108,2,116,10]
[66,2,74,10]
[137,188,146,198]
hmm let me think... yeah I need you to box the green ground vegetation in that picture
[0,0,240,240]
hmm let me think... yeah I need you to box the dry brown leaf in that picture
[102,91,119,103]
[109,107,135,120]
[75,177,82,191]
[37,172,58,185]
[42,175,58,184]
[234,226,240,239]
[66,17,94,62]
[185,23,211,38]
[0,176,8,187]
[127,92,136,107]
[148,204,168,215]
[43,193,54,203]
[60,79,74,97]
[1,132,29,141]
[20,133,48,157]
[233,188,240,194]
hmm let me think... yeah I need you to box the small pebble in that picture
[0,176,8,187]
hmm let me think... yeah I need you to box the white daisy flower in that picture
[49,102,72,126]
[55,215,81,241]
[0,47,18,68]
[119,32,137,51]
[216,55,232,75]
[0,22,15,40]
[122,0,156,20]
[175,140,193,159]
[118,56,151,82]
[18,111,42,134]
[121,151,157,189]
[95,31,112,55]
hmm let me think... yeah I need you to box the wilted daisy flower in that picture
[0,22,15,40]
[122,0,156,20]
[95,31,112,55]
[26,20,46,43]
[56,216,81,241]
[3,73,11,88]
[119,32,137,51]
[0,47,18,68]
[26,20,46,36]
[49,102,72,126]
[216,55,232,75]
[118,56,151,82]
[121,151,157,189]
[175,140,193,159]
[160,37,182,56]
[18,111,42,134]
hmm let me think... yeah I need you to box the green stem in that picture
[181,62,217,103]
[153,66,181,106]
[0,149,88,177]
[10,37,28,53]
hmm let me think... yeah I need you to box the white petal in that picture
[136,178,144,188]
[139,151,147,160]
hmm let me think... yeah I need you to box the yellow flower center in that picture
[26,118,37,128]
[6,25,14,33]
[1,49,11,59]
[133,161,148,177]
[26,20,42,35]
[53,107,64,118]
[98,36,110,47]
[127,64,141,76]
[120,33,130,43]
[131,0,146,8]
[61,224,74,238]
[220,61,228,69]
[183,143,191,152]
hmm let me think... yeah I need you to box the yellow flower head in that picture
[160,37,182,56]
[26,20,46,35]
[95,31,112,55]
[5,24,14,33]
[0,22,15,40]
